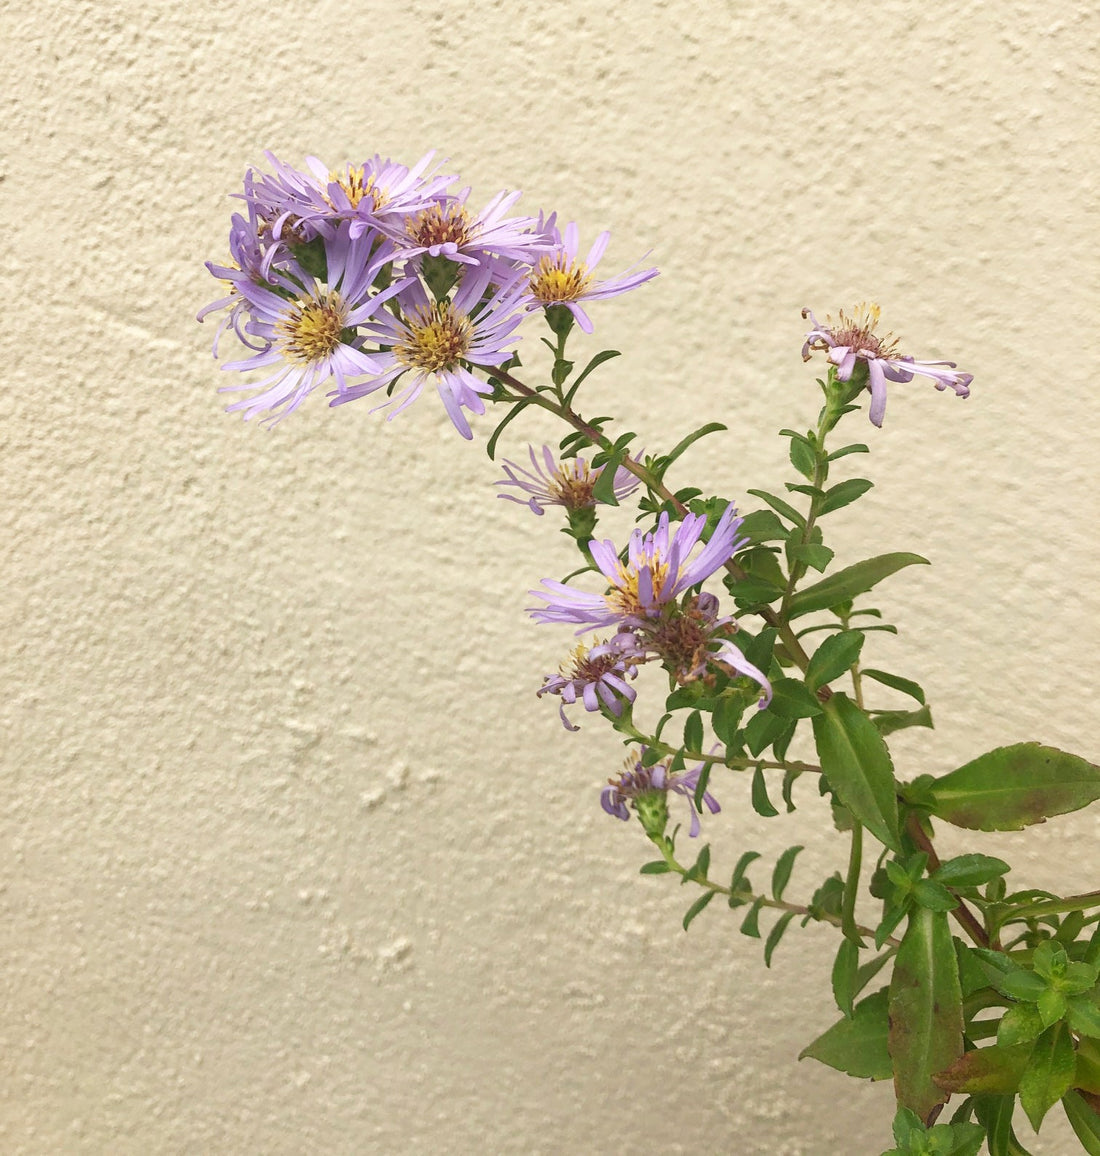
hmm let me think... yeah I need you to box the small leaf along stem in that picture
[647,832,899,948]
[905,812,991,950]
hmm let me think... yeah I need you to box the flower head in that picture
[214,225,408,423]
[329,264,529,439]
[529,504,748,631]
[537,636,641,730]
[496,445,641,515]
[527,220,658,333]
[601,749,719,838]
[802,304,972,427]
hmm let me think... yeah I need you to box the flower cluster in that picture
[602,749,720,839]
[199,152,658,435]
[529,503,772,729]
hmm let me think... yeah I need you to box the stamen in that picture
[395,303,473,372]
[275,293,347,364]
[409,203,474,249]
[529,254,594,304]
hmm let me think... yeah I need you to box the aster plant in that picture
[201,151,1100,1155]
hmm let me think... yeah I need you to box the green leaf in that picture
[972,1094,1028,1156]
[745,488,806,530]
[832,937,859,1017]
[872,705,935,737]
[771,845,804,902]
[639,860,672,875]
[684,842,711,883]
[787,542,834,572]
[819,477,874,515]
[813,693,901,852]
[997,971,1048,1003]
[682,889,716,930]
[926,743,1100,832]
[912,879,959,912]
[750,766,780,817]
[562,349,620,407]
[736,508,789,544]
[740,896,764,938]
[788,553,930,619]
[485,395,538,460]
[827,442,870,461]
[590,450,626,506]
[934,1044,1033,1095]
[764,910,796,967]
[766,677,824,719]
[1068,996,1100,1039]
[1064,1091,1100,1155]
[1020,1022,1076,1131]
[656,421,728,476]
[683,710,704,754]
[862,669,927,706]
[805,629,866,692]
[933,854,1011,889]
[799,987,892,1080]
[997,1004,1046,1047]
[786,431,817,479]
[889,907,965,1120]
[728,851,761,907]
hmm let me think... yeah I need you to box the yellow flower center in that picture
[529,254,593,304]
[395,303,473,372]
[326,166,385,211]
[408,203,475,249]
[605,558,670,616]
[275,293,347,365]
[549,462,598,508]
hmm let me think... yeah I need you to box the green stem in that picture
[842,821,864,944]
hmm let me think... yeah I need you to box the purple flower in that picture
[528,504,748,631]
[243,151,455,241]
[496,445,641,514]
[214,225,409,424]
[527,219,658,333]
[537,636,642,730]
[329,264,529,439]
[601,749,719,838]
[802,305,972,428]
[385,188,554,268]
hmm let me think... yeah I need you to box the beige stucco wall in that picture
[2,1,1097,1152]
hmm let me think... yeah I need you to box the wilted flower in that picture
[601,749,720,838]
[527,219,658,333]
[802,305,972,428]
[537,636,641,730]
[496,445,641,515]
[528,505,748,631]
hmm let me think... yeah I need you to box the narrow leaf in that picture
[862,668,927,705]
[813,692,901,852]
[764,910,796,967]
[819,477,874,515]
[590,451,626,506]
[740,896,764,938]
[729,851,761,907]
[832,937,859,1017]
[485,395,537,460]
[933,854,1011,889]
[873,706,935,737]
[789,553,930,618]
[683,709,704,754]
[746,488,806,530]
[927,743,1100,831]
[888,907,965,1121]
[563,349,620,407]
[1064,1091,1100,1155]
[682,889,716,930]
[771,845,804,902]
[751,765,780,817]
[639,860,672,875]
[660,421,728,474]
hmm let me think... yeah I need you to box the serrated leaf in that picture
[926,743,1100,832]
[813,692,901,852]
[806,629,865,692]
[750,766,780,817]
[862,669,927,705]
[889,907,965,1120]
[771,845,804,902]
[789,553,930,618]
[764,910,796,967]
[682,889,716,930]
[799,987,893,1079]
[1020,1022,1076,1131]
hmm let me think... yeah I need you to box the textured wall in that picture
[2,1,1097,1152]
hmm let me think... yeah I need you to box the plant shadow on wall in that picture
[199,149,1100,1156]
